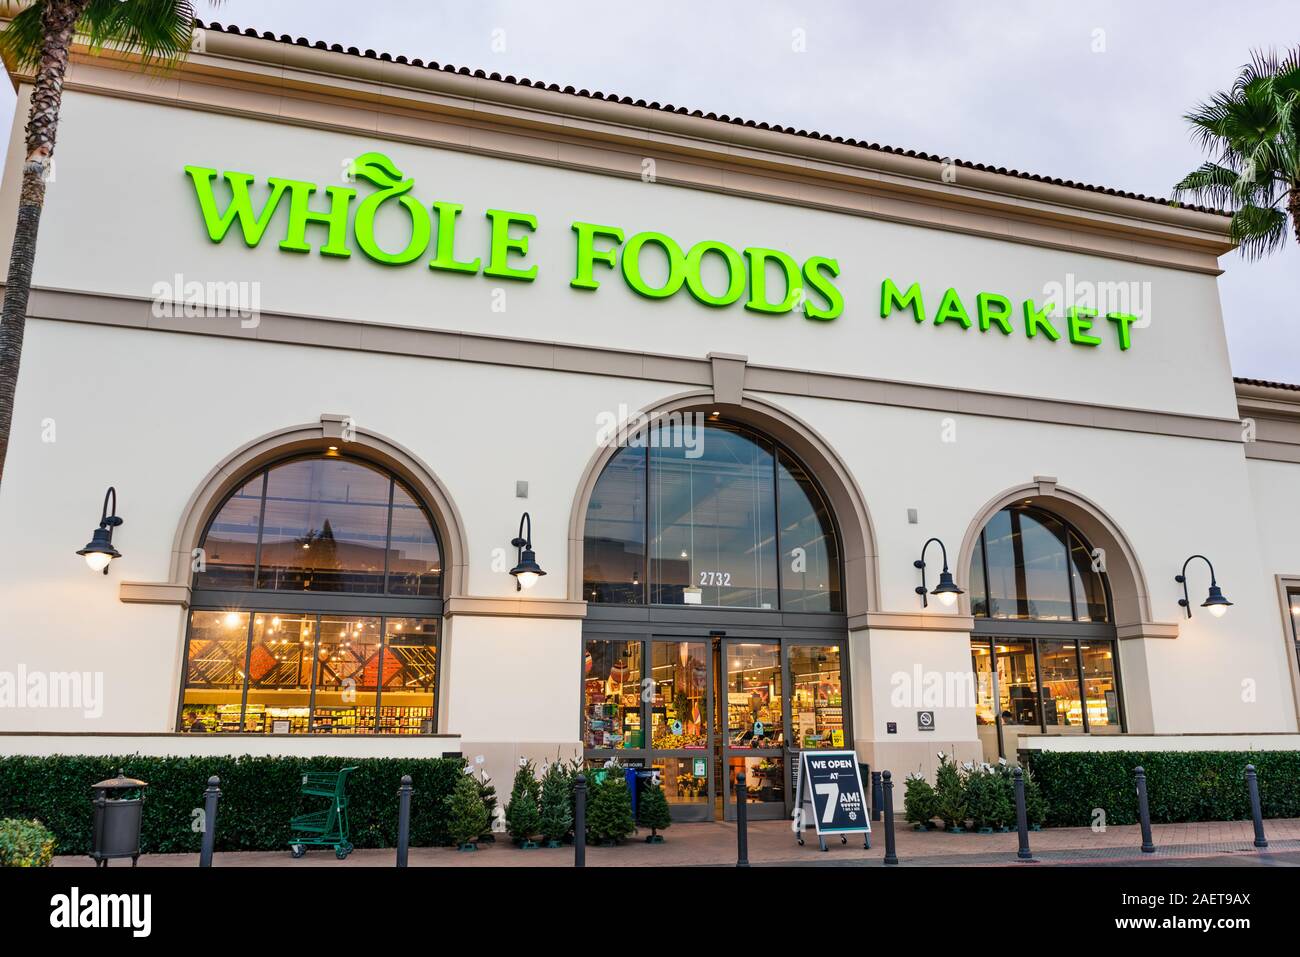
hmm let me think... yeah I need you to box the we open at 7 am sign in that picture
[793,750,870,848]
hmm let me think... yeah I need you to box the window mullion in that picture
[251,470,269,589]
[382,479,395,594]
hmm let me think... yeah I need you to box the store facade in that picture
[2,21,1300,820]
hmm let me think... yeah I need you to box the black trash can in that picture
[89,771,148,867]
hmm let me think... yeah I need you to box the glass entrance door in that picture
[721,640,787,820]
[647,638,713,822]
[582,633,847,823]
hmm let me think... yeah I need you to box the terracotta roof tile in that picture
[1235,376,1300,392]
[194,19,1230,218]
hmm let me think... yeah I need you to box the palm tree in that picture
[1173,48,1300,259]
[0,1,214,488]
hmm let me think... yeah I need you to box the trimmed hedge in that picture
[0,754,463,855]
[1026,750,1300,828]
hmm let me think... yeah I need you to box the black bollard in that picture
[396,775,413,868]
[199,775,220,868]
[1245,765,1268,849]
[871,770,883,822]
[1134,766,1155,853]
[574,774,587,868]
[1013,768,1033,861]
[882,770,898,865]
[736,772,750,868]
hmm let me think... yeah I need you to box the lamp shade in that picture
[1201,583,1233,617]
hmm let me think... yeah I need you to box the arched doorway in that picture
[966,504,1124,760]
[579,412,851,821]
[176,452,445,735]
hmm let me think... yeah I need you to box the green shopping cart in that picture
[288,767,358,860]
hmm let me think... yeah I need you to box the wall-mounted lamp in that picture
[508,512,546,592]
[76,486,124,574]
[1176,554,1232,619]
[915,537,962,608]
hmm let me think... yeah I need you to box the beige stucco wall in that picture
[0,70,1294,781]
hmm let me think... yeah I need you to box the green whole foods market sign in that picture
[184,151,1138,350]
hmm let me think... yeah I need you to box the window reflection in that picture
[194,455,442,597]
[972,506,1111,623]
[651,422,777,608]
[582,421,842,612]
[195,478,262,590]
[582,445,646,603]
[778,452,841,613]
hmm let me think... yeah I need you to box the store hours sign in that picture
[184,151,1143,349]
[794,750,870,837]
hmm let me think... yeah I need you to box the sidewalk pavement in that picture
[53,817,1300,868]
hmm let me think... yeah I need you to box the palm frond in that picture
[1230,203,1288,260]
[79,0,202,68]
[0,1,223,72]
[0,3,56,71]
[1172,162,1247,207]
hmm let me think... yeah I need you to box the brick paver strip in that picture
[53,817,1300,868]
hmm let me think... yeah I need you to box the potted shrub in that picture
[538,761,573,848]
[587,771,636,845]
[934,752,969,833]
[964,764,997,833]
[637,779,672,843]
[445,771,490,851]
[903,772,938,830]
[989,760,1017,832]
[505,758,542,848]
[1023,764,1049,830]
[474,768,499,843]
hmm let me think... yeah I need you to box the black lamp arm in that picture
[511,512,533,555]
[1175,553,1216,618]
[100,487,123,528]
[913,537,950,608]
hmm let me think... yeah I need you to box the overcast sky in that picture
[8,0,1298,381]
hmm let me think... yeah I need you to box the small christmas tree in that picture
[964,764,996,832]
[903,771,938,829]
[539,761,573,847]
[934,751,969,832]
[505,759,542,847]
[637,779,672,842]
[587,772,635,845]
[1023,765,1049,828]
[475,770,499,841]
[445,771,490,850]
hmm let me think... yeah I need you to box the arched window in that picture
[583,420,842,612]
[967,505,1122,755]
[178,454,443,735]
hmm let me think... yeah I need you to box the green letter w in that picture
[184,166,291,247]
